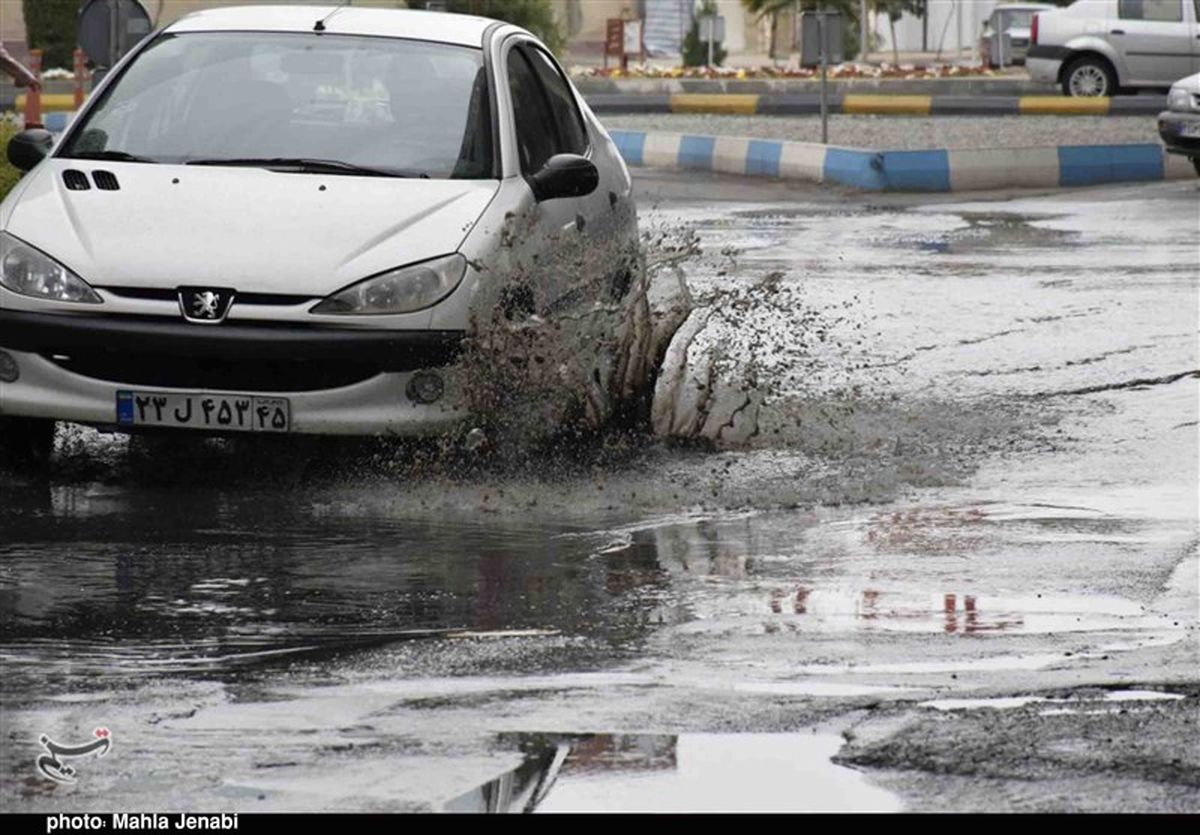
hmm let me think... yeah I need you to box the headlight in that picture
[311,254,467,315]
[0,232,101,304]
[1167,86,1192,112]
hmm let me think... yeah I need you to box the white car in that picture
[1158,72,1200,172]
[979,3,1057,67]
[0,5,638,469]
[1026,0,1200,96]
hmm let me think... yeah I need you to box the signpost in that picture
[800,10,844,145]
[699,14,725,69]
[605,18,644,70]
[78,0,153,86]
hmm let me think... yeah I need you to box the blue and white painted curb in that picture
[610,130,1195,192]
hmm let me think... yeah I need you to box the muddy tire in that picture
[1062,56,1115,97]
[0,417,55,474]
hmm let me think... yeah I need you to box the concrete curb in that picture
[587,93,1167,117]
[610,129,1196,192]
[30,113,1191,193]
[18,92,1167,118]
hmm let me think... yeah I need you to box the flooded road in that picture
[2,175,1197,812]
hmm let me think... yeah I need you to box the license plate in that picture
[117,391,290,433]
[1181,122,1200,139]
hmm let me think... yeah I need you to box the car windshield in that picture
[60,32,494,179]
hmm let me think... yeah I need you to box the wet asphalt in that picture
[1,173,1197,812]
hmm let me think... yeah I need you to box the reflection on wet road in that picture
[1,177,1196,812]
[449,733,899,812]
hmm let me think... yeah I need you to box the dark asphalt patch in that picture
[836,687,1200,811]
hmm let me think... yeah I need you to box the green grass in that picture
[0,121,22,202]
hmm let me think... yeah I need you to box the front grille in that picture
[98,287,317,306]
[47,351,381,393]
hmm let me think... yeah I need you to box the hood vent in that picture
[92,170,120,191]
[62,170,91,191]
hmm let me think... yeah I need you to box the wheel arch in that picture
[1056,38,1124,86]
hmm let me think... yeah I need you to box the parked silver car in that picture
[1158,72,1200,172]
[979,3,1056,67]
[1027,0,1200,96]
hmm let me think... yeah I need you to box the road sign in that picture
[800,11,844,68]
[78,0,153,73]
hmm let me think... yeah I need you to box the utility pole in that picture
[956,0,963,61]
[819,12,828,145]
[108,0,121,72]
[860,0,868,61]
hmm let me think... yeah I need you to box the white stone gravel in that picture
[599,114,1163,150]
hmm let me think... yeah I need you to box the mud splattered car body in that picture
[0,6,638,461]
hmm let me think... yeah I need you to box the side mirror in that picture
[529,153,599,202]
[6,129,54,172]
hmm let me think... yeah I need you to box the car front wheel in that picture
[0,417,55,473]
[1063,57,1115,97]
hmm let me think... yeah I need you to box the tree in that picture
[683,0,728,67]
[442,0,565,55]
[871,0,924,64]
[21,0,78,70]
[740,0,860,62]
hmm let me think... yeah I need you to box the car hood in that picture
[1171,72,1200,94]
[3,161,498,296]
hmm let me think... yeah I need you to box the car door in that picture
[502,40,585,311]
[519,44,632,290]
[1112,0,1194,85]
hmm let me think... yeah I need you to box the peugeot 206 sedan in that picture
[0,5,637,469]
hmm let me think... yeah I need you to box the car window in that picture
[1117,0,1183,22]
[60,32,494,179]
[507,48,559,174]
[522,46,588,156]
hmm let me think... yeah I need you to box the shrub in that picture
[442,0,565,55]
[683,1,728,67]
[22,0,78,71]
[0,121,24,202]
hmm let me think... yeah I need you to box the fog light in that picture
[406,371,444,405]
[0,350,18,383]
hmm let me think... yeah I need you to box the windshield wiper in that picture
[184,157,427,178]
[66,150,159,163]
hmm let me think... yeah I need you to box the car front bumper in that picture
[1158,110,1200,158]
[0,311,471,436]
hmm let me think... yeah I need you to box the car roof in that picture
[165,5,501,48]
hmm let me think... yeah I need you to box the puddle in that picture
[908,212,1082,255]
[756,588,1155,635]
[444,733,901,813]
[921,690,1186,712]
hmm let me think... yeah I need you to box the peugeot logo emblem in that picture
[178,287,236,324]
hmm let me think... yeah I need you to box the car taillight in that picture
[1031,14,1039,46]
